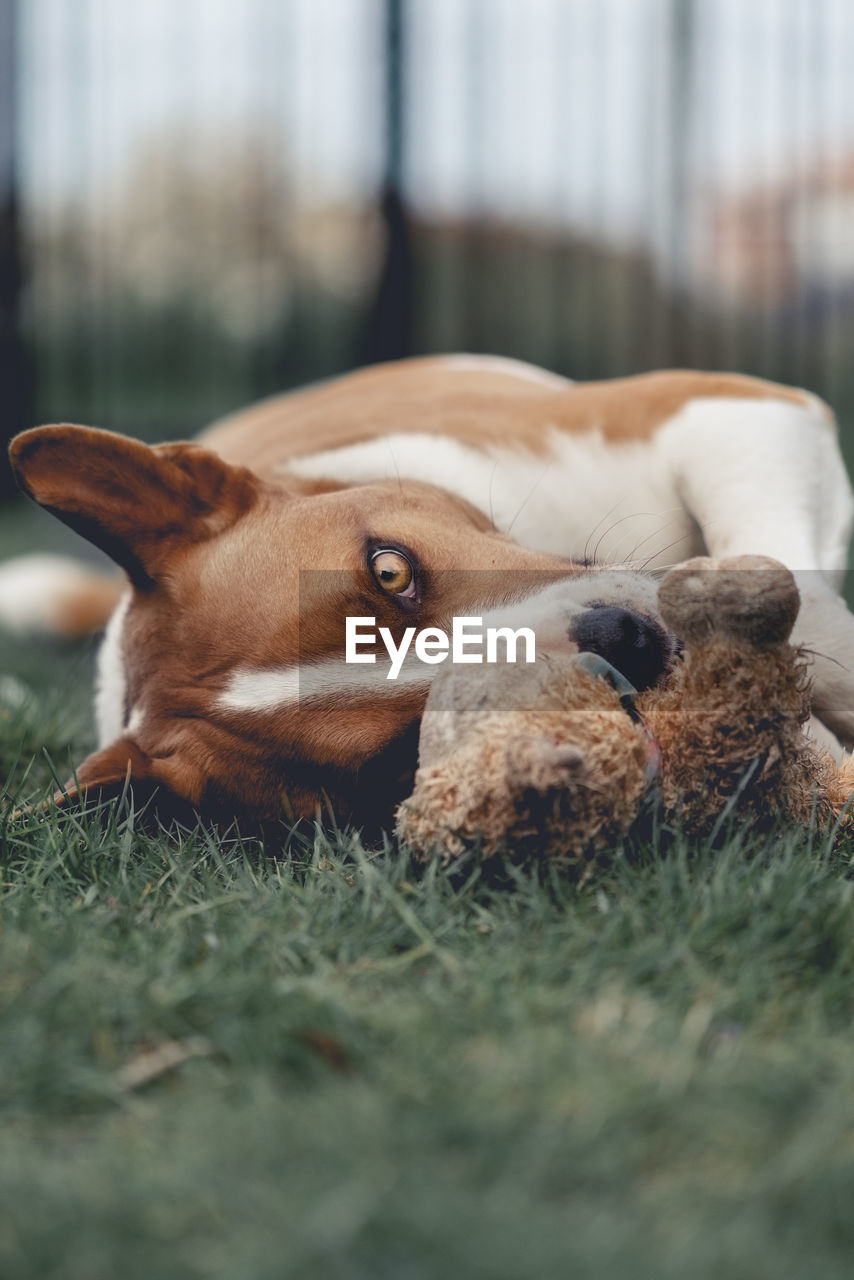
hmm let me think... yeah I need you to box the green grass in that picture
[3,584,854,1277]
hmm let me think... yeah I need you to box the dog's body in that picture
[4,354,854,823]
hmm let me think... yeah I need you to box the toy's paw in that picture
[659,555,799,649]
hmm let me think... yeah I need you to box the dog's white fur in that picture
[94,591,131,745]
[286,385,848,576]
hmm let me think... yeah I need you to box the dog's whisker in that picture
[386,442,404,497]
[623,525,677,566]
[592,511,671,567]
[488,460,499,530]
[592,518,631,567]
[583,497,625,565]
[505,467,550,537]
[614,518,683,567]
[634,533,696,572]
[622,509,690,564]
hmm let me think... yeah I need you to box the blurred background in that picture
[3,0,854,498]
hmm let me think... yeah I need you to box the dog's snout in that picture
[571,606,672,691]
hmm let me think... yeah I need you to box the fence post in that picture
[363,0,412,364]
[0,0,31,497]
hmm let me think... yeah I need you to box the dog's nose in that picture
[570,606,671,691]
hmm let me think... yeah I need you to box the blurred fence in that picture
[3,0,854,492]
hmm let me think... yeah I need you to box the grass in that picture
[3,528,854,1276]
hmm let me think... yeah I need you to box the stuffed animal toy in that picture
[395,555,854,867]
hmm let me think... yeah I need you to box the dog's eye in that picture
[370,548,416,598]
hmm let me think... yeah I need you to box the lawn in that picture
[3,512,854,1278]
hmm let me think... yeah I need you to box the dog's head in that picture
[10,424,677,825]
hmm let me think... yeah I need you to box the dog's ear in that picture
[9,425,258,587]
[55,736,204,810]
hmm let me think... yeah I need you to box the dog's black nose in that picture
[571,606,672,691]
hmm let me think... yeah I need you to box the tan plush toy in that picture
[395,555,854,867]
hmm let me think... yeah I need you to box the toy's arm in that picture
[639,556,851,829]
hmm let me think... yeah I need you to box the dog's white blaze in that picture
[218,655,433,713]
[95,593,131,745]
[219,664,300,711]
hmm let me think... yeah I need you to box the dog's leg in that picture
[657,393,854,743]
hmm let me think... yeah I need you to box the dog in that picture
[2,354,853,826]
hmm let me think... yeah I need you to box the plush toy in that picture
[395,555,854,867]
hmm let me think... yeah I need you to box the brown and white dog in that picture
[2,354,853,825]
